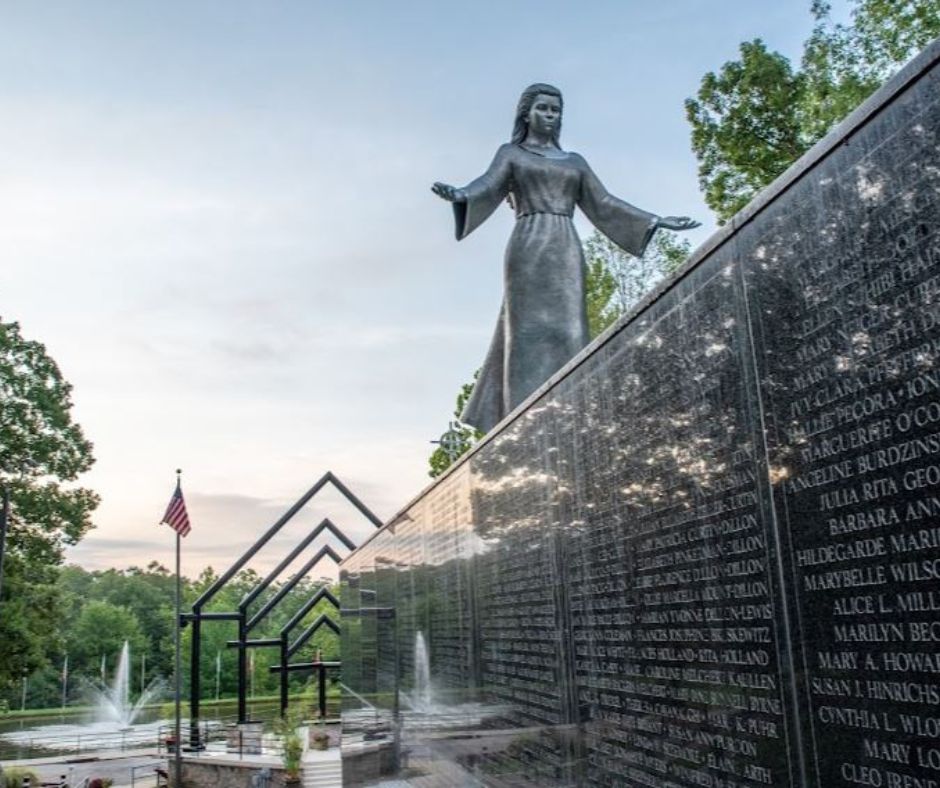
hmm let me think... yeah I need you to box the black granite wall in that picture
[341,39,940,788]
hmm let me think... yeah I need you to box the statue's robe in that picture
[451,143,658,433]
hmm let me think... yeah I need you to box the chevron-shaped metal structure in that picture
[181,472,380,742]
[265,589,343,716]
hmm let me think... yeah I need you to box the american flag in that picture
[160,481,192,537]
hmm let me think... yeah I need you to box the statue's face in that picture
[527,93,561,138]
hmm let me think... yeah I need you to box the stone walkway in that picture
[2,752,163,786]
[2,731,343,787]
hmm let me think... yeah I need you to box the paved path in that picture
[2,753,165,786]
[3,727,342,786]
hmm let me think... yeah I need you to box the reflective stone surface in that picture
[341,43,940,788]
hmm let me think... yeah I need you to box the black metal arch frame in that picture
[269,590,342,717]
[181,472,380,745]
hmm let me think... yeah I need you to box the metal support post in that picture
[188,610,202,750]
[279,636,289,716]
[237,613,248,724]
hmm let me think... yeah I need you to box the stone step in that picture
[303,775,342,787]
[303,762,342,788]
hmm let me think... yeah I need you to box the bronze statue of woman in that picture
[433,83,698,434]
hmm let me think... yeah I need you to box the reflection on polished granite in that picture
[342,39,940,788]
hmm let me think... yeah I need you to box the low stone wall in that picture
[341,741,398,786]
[170,758,295,788]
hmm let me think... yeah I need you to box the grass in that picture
[0,705,97,720]
[3,688,342,722]
[0,696,255,721]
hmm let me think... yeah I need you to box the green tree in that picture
[66,600,147,678]
[584,230,691,336]
[686,0,940,222]
[811,0,940,81]
[428,375,484,479]
[16,662,67,710]
[58,563,179,681]
[686,40,810,222]
[0,563,59,700]
[181,566,241,700]
[584,253,619,338]
[0,319,98,689]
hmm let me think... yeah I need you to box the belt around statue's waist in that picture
[515,210,574,219]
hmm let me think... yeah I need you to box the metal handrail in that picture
[155,720,222,754]
[0,700,330,761]
[155,719,286,759]
[0,727,167,760]
[130,761,166,787]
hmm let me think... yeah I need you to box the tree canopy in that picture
[0,319,99,688]
[686,0,940,222]
[3,561,342,711]
[584,230,691,337]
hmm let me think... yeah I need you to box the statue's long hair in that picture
[511,83,563,146]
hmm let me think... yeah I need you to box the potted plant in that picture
[273,710,304,785]
[310,727,330,751]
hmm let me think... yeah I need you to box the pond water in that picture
[0,707,171,760]
[0,700,283,760]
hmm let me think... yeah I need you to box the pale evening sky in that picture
[1,1,852,578]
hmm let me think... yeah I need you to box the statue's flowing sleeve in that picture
[576,155,658,257]
[452,144,513,240]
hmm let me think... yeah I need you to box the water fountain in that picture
[398,631,435,714]
[396,632,501,729]
[413,632,433,712]
[94,641,163,727]
[0,641,168,758]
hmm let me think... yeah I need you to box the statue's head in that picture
[512,83,563,146]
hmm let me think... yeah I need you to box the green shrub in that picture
[272,709,305,781]
[159,700,190,718]
[4,768,41,788]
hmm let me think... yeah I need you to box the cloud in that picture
[68,482,389,580]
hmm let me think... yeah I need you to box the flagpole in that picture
[173,470,183,788]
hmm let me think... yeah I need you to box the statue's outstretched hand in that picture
[432,182,466,202]
[656,216,701,232]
